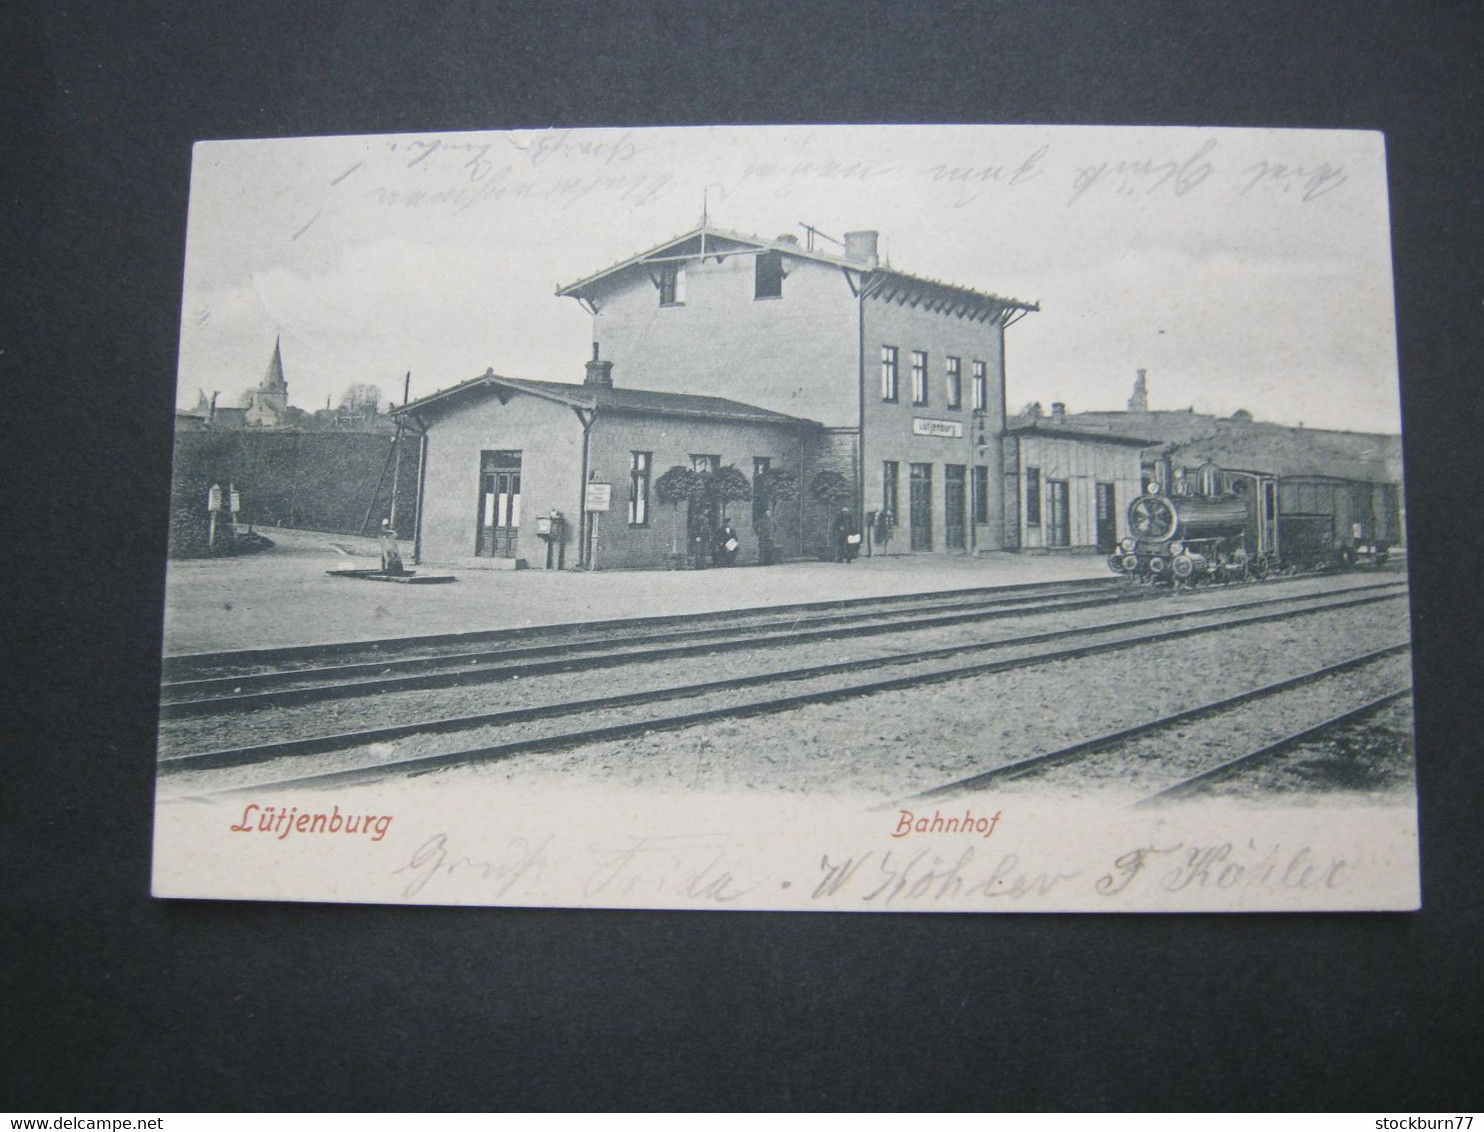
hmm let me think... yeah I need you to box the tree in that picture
[338,383,383,418]
[654,464,705,557]
[809,470,853,507]
[754,467,798,510]
[709,464,753,519]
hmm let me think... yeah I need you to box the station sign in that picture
[584,482,612,512]
[912,417,964,438]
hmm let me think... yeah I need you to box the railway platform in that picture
[161,525,1110,656]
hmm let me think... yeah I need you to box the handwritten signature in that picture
[394,832,551,900]
[813,847,1079,906]
[1096,841,1350,896]
[584,835,753,903]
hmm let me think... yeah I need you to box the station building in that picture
[556,224,1039,556]
[395,358,824,570]
[1002,402,1153,554]
[398,221,1044,569]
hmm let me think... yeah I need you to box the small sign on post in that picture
[585,482,612,512]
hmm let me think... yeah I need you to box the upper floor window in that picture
[658,262,686,306]
[690,453,719,474]
[972,361,987,412]
[911,351,928,406]
[755,251,784,299]
[945,356,962,410]
[881,346,899,402]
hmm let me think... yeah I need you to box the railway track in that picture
[158,576,1405,719]
[163,577,1125,679]
[156,578,1139,712]
[160,579,1411,798]
[907,644,1411,807]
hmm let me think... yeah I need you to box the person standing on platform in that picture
[714,521,740,567]
[756,508,775,566]
[832,508,859,563]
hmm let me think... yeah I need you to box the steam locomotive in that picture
[1108,462,1400,587]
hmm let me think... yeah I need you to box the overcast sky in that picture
[178,124,1400,434]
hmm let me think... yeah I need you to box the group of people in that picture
[697,508,860,567]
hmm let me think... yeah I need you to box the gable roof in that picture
[556,224,1038,319]
[394,370,821,428]
[1005,414,1156,448]
[1068,409,1403,482]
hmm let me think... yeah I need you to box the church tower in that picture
[244,336,290,426]
[1127,367,1149,414]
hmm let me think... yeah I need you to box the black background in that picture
[7,0,1483,1112]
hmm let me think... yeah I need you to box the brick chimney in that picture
[584,342,613,388]
[1051,401,1066,423]
[843,230,879,267]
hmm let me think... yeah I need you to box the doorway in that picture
[1095,482,1117,553]
[476,450,521,557]
[945,464,967,550]
[909,463,933,551]
[1046,478,1070,548]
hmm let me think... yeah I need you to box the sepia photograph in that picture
[151,123,1418,912]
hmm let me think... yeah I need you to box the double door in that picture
[477,450,521,557]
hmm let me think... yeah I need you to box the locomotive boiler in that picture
[1109,465,1278,587]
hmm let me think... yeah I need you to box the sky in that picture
[177,124,1401,434]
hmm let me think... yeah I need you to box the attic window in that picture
[658,262,685,306]
[755,251,783,300]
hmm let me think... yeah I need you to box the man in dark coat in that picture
[832,509,858,563]
[714,522,740,567]
[756,508,775,566]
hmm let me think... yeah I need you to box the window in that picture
[629,451,651,526]
[880,346,899,402]
[658,262,685,305]
[972,361,987,412]
[755,251,783,299]
[945,356,962,410]
[911,350,928,406]
[973,465,989,524]
[882,460,900,524]
[690,453,719,474]
[1025,466,1041,525]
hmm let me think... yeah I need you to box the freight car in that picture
[1108,462,1399,587]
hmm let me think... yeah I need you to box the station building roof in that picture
[1005,416,1157,448]
[556,224,1039,322]
[1068,409,1403,483]
[393,369,822,429]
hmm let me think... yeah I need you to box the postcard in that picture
[152,124,1417,911]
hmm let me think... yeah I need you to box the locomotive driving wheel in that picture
[1128,495,1178,543]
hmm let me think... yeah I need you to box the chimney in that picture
[843,230,879,267]
[584,342,613,388]
[1051,401,1066,423]
[1128,368,1149,413]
